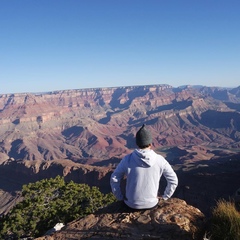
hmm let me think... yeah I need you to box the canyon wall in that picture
[0,84,239,163]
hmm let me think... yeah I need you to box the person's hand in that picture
[158,196,168,201]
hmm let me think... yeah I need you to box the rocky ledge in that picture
[36,198,205,240]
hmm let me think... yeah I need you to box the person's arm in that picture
[110,158,127,201]
[162,161,178,200]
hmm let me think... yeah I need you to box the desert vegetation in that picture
[209,199,240,240]
[0,176,116,239]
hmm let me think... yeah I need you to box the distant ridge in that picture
[0,83,172,96]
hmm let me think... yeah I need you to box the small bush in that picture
[0,176,116,239]
[210,199,240,240]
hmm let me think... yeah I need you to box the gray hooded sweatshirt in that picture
[110,148,178,209]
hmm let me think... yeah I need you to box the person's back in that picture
[110,124,178,209]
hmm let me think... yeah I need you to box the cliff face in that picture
[36,198,205,240]
[0,85,172,162]
[0,84,240,164]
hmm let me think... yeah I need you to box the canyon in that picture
[0,84,240,216]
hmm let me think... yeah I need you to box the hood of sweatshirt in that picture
[132,148,158,167]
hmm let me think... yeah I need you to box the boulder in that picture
[36,198,205,240]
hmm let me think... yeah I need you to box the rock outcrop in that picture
[36,198,205,240]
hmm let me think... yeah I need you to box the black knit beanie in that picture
[136,124,152,147]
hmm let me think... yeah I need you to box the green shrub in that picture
[210,199,240,240]
[0,176,116,239]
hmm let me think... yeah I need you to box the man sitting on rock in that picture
[110,124,178,210]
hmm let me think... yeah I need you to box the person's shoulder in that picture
[151,150,164,159]
[153,152,168,164]
[121,152,133,163]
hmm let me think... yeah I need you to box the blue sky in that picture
[0,0,239,94]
